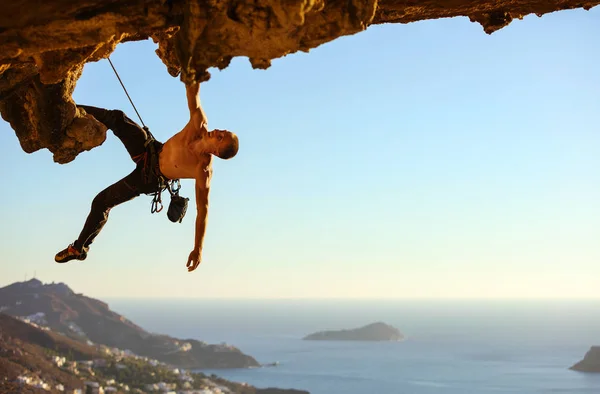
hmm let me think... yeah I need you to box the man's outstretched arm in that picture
[186,82,208,131]
[186,170,211,272]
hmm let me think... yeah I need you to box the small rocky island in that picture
[570,346,600,373]
[303,322,403,342]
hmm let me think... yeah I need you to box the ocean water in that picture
[106,299,600,394]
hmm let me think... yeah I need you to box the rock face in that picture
[0,279,259,369]
[303,322,403,341]
[0,1,598,163]
[570,346,600,373]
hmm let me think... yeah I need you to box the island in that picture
[303,322,403,342]
[570,346,600,373]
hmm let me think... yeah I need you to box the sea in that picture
[105,299,600,394]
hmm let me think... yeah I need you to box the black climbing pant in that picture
[73,105,163,252]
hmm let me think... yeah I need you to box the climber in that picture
[54,82,239,272]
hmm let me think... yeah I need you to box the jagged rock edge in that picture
[0,1,598,163]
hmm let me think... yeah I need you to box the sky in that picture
[0,9,599,299]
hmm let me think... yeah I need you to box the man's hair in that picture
[216,134,239,160]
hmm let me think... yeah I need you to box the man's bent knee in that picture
[91,191,113,213]
[106,109,126,124]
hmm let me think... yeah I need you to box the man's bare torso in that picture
[158,111,212,184]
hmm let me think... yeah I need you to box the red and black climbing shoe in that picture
[55,244,87,263]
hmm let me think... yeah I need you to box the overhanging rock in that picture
[0,0,598,163]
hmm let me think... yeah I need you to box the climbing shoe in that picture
[55,244,87,263]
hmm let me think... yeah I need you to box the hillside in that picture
[0,279,258,369]
[0,313,96,392]
[0,313,308,393]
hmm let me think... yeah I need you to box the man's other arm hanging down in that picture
[186,168,211,272]
[186,82,210,272]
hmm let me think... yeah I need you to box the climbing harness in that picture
[107,57,189,222]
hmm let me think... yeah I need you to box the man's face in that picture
[210,129,229,144]
[205,129,236,157]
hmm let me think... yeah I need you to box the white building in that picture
[53,356,66,367]
[157,382,177,391]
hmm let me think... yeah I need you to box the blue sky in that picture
[1,9,599,298]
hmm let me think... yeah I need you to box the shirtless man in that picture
[54,83,238,272]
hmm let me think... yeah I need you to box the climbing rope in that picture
[107,57,147,129]
[107,56,188,222]
[107,56,182,216]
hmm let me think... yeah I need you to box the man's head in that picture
[205,129,239,160]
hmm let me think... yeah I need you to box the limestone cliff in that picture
[1,0,598,163]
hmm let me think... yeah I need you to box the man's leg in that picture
[78,105,148,160]
[55,167,145,263]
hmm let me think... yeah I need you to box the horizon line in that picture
[99,296,600,301]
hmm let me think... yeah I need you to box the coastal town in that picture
[0,279,309,394]
[11,313,250,394]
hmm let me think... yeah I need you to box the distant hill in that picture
[0,313,308,393]
[570,346,600,373]
[303,322,404,341]
[0,279,258,369]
